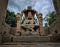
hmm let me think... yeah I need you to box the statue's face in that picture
[27,6,32,10]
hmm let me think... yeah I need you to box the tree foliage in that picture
[44,11,56,26]
[5,10,17,27]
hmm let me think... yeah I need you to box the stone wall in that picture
[44,27,50,36]
[0,0,8,32]
[49,21,56,35]
[2,23,11,36]
[10,27,16,35]
[0,0,8,43]
[53,0,60,34]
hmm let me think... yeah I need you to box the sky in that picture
[7,0,55,26]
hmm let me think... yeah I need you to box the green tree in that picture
[5,10,17,27]
[44,11,56,26]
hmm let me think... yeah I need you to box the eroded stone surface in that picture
[1,43,60,47]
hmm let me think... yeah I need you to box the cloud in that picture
[7,0,55,26]
[7,0,55,14]
[33,0,55,14]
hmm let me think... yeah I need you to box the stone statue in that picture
[16,6,44,36]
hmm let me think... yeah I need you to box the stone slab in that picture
[13,36,50,42]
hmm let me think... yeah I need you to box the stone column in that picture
[0,0,8,43]
[37,13,44,36]
[53,0,60,34]
[16,13,22,36]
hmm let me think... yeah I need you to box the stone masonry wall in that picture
[53,0,60,34]
[0,0,8,43]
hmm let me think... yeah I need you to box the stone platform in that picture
[1,36,60,47]
[2,36,51,42]
[1,42,60,47]
[13,36,50,42]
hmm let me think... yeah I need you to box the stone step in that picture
[2,42,38,45]
[2,42,60,45]
[13,36,50,42]
[1,43,60,47]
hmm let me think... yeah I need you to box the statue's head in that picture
[39,13,42,16]
[27,6,32,10]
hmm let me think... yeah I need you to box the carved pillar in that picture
[53,0,60,34]
[37,13,44,36]
[16,13,22,36]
